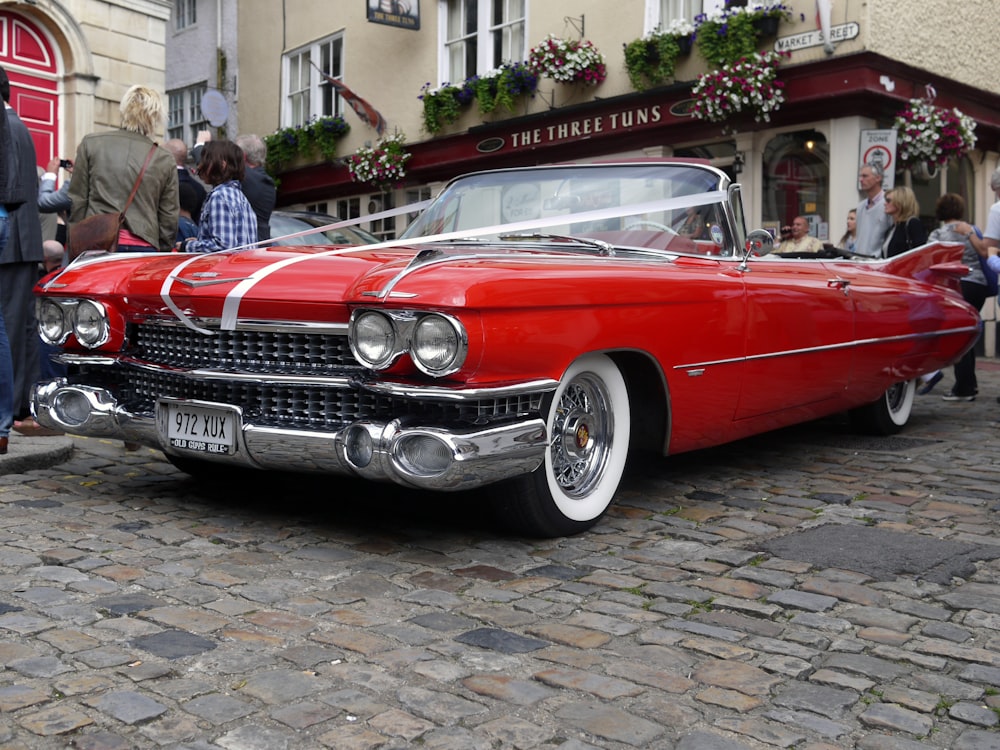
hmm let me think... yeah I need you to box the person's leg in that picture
[949,281,988,399]
[0,262,40,419]
[0,218,13,452]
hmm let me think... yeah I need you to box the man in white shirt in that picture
[855,163,893,257]
[964,167,1000,267]
[775,216,824,254]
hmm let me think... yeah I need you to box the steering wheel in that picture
[625,220,672,232]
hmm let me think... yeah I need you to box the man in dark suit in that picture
[0,76,21,453]
[235,134,276,242]
[164,138,206,222]
[0,65,43,423]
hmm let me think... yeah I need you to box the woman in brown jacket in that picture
[69,85,178,252]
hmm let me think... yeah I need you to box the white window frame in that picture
[167,83,208,145]
[647,0,725,33]
[438,0,526,84]
[281,34,345,129]
[175,0,197,30]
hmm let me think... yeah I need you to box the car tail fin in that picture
[873,241,968,293]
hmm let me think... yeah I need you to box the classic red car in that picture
[32,161,979,536]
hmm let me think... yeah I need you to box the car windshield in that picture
[401,163,739,256]
[270,213,379,246]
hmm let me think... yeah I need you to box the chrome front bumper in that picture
[31,379,548,491]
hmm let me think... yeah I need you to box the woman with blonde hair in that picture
[68,84,178,252]
[882,186,926,258]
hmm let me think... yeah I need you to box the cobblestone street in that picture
[2,365,1000,749]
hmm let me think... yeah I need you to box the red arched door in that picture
[0,10,59,168]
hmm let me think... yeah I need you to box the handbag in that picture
[67,144,158,260]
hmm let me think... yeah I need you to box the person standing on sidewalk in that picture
[855,163,893,258]
[0,66,43,431]
[957,167,1000,403]
[0,90,22,454]
[926,194,988,401]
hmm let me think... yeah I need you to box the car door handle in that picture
[827,278,851,294]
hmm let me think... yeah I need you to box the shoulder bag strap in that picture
[119,144,159,221]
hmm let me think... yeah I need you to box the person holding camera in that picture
[776,216,823,254]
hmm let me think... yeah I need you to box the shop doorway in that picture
[0,10,60,168]
[763,131,830,241]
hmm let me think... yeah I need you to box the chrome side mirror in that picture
[738,229,775,272]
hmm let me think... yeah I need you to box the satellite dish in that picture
[201,90,229,127]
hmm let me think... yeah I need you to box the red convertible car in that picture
[32,161,979,536]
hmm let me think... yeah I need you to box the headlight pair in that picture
[349,310,467,376]
[36,298,110,348]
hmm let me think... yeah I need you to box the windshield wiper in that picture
[498,232,615,256]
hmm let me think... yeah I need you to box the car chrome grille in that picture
[95,321,545,431]
[121,370,542,430]
[134,322,359,375]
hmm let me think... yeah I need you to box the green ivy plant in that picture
[419,83,468,135]
[473,62,539,114]
[695,11,760,67]
[263,115,350,172]
[695,3,797,67]
[624,33,683,91]
[420,62,539,134]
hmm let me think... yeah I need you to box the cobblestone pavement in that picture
[2,366,1000,750]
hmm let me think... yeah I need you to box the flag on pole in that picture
[311,62,387,136]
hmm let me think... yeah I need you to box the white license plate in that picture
[160,402,236,455]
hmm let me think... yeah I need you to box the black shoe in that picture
[918,371,943,395]
[942,391,975,402]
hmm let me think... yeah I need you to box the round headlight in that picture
[412,314,465,376]
[73,300,109,348]
[38,299,69,344]
[351,311,396,369]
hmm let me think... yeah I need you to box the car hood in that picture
[43,246,413,324]
[43,243,645,326]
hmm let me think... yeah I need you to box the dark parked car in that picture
[269,210,379,246]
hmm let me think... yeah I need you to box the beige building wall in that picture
[3,0,171,158]
[866,0,1000,94]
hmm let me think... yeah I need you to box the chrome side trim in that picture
[673,326,981,371]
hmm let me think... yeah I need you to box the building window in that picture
[442,0,525,83]
[283,35,344,128]
[653,0,725,28]
[175,0,197,30]
[367,192,396,241]
[336,198,361,222]
[167,84,208,145]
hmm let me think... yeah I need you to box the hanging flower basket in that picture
[752,15,780,37]
[346,133,411,190]
[691,50,789,124]
[471,62,539,114]
[528,34,607,86]
[694,3,798,67]
[893,97,977,169]
[623,20,695,91]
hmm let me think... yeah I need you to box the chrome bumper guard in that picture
[31,379,548,491]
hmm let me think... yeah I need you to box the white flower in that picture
[662,19,696,36]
